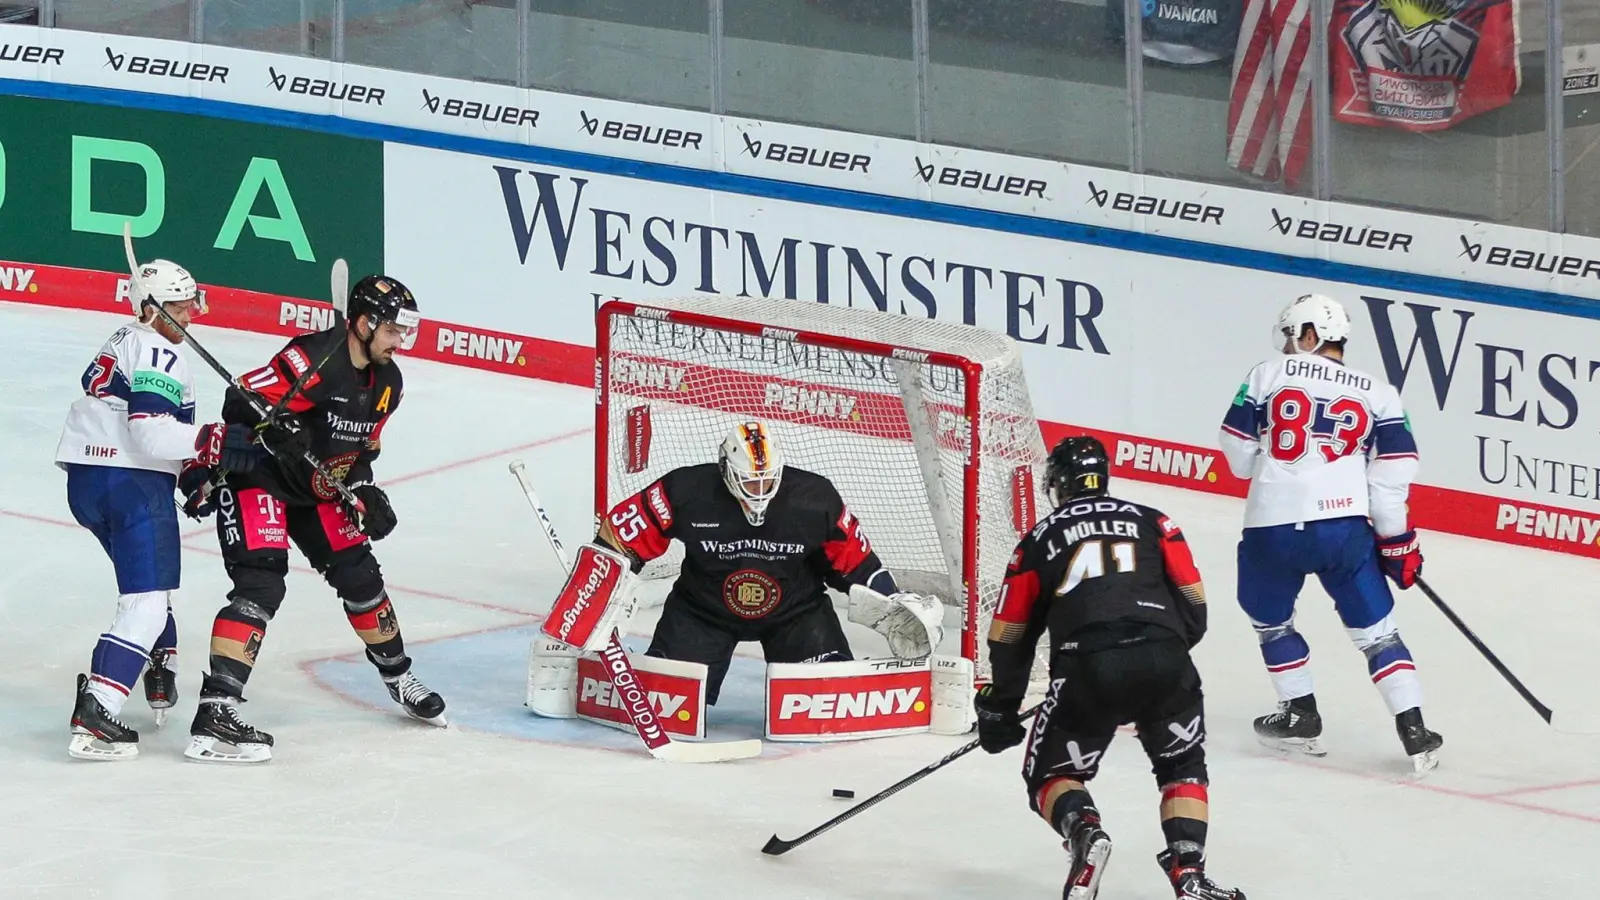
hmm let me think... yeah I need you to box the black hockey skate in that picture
[1396,707,1442,775]
[69,673,139,761]
[1253,694,1324,757]
[1061,808,1113,900]
[185,693,274,764]
[1158,848,1246,900]
[385,671,448,726]
[143,648,177,727]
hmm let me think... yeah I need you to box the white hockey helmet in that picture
[1274,293,1350,352]
[720,421,784,526]
[133,259,204,316]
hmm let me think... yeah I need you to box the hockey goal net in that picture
[595,296,1052,683]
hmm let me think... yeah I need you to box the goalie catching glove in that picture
[847,584,945,659]
[540,542,641,653]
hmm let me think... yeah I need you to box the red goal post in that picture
[594,297,1050,682]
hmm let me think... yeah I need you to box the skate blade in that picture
[68,731,138,761]
[1256,733,1327,757]
[184,735,272,764]
[1410,748,1440,776]
[1066,834,1112,900]
[151,707,168,728]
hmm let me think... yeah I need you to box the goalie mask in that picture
[720,422,783,526]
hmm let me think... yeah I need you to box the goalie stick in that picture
[1416,577,1600,735]
[761,702,1043,855]
[507,459,762,763]
[123,221,366,514]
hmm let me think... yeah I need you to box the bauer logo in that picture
[916,156,1046,198]
[739,132,870,173]
[1113,440,1218,483]
[1458,236,1600,280]
[103,46,228,82]
[1270,209,1412,252]
[268,66,385,105]
[0,44,64,65]
[578,110,703,150]
[435,327,525,366]
[1494,503,1600,546]
[421,89,539,127]
[1087,182,1222,225]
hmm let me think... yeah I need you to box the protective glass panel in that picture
[344,0,516,84]
[203,0,333,58]
[56,0,191,40]
[723,0,917,138]
[1563,0,1600,236]
[528,0,709,110]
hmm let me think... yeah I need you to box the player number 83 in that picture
[1264,387,1373,464]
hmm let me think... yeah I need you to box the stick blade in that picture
[651,738,763,763]
[1551,710,1600,736]
[330,259,350,319]
[761,834,795,856]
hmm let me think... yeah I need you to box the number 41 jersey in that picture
[1219,353,1418,536]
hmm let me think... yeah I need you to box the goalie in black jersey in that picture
[975,436,1245,900]
[532,421,944,713]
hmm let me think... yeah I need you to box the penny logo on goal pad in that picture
[723,569,781,619]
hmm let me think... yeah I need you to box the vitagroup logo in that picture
[268,66,384,105]
[1270,208,1412,252]
[740,132,869,173]
[103,46,227,82]
[578,111,702,150]
[421,89,539,127]
[916,156,1046,198]
[0,43,63,65]
[1087,181,1222,224]
[1459,236,1600,280]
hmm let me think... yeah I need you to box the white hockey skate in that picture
[184,696,273,764]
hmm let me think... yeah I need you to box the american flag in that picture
[1225,0,1313,187]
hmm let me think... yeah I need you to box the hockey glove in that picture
[1376,530,1422,589]
[349,481,397,540]
[194,422,266,473]
[258,413,312,460]
[973,684,1027,754]
[178,461,217,520]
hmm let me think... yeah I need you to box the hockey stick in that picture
[507,459,763,762]
[123,222,365,513]
[761,702,1043,855]
[206,258,349,491]
[1414,577,1600,735]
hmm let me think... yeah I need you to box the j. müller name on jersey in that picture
[325,412,376,441]
[1033,500,1141,545]
[699,538,806,556]
[1284,358,1371,390]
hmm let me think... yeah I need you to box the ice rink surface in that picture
[1,303,1595,899]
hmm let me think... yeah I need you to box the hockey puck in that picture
[832,788,855,799]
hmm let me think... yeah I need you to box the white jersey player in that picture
[55,259,266,760]
[1218,293,1442,773]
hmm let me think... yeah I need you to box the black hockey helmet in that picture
[347,274,419,331]
[1045,435,1110,505]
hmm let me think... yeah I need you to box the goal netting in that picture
[596,296,1050,683]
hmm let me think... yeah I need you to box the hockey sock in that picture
[153,606,178,660]
[345,591,409,678]
[207,598,273,697]
[1253,620,1314,701]
[1037,777,1094,835]
[1158,781,1209,859]
[88,590,169,714]
[1357,631,1422,715]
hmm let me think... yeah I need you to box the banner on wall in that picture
[1332,0,1522,130]
[0,94,384,301]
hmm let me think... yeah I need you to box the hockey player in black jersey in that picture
[539,421,943,708]
[975,436,1244,900]
[179,275,445,762]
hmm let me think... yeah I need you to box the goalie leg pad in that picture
[765,658,933,741]
[527,640,579,718]
[541,543,640,653]
[929,655,977,735]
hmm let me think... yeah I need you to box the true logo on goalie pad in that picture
[723,569,781,619]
